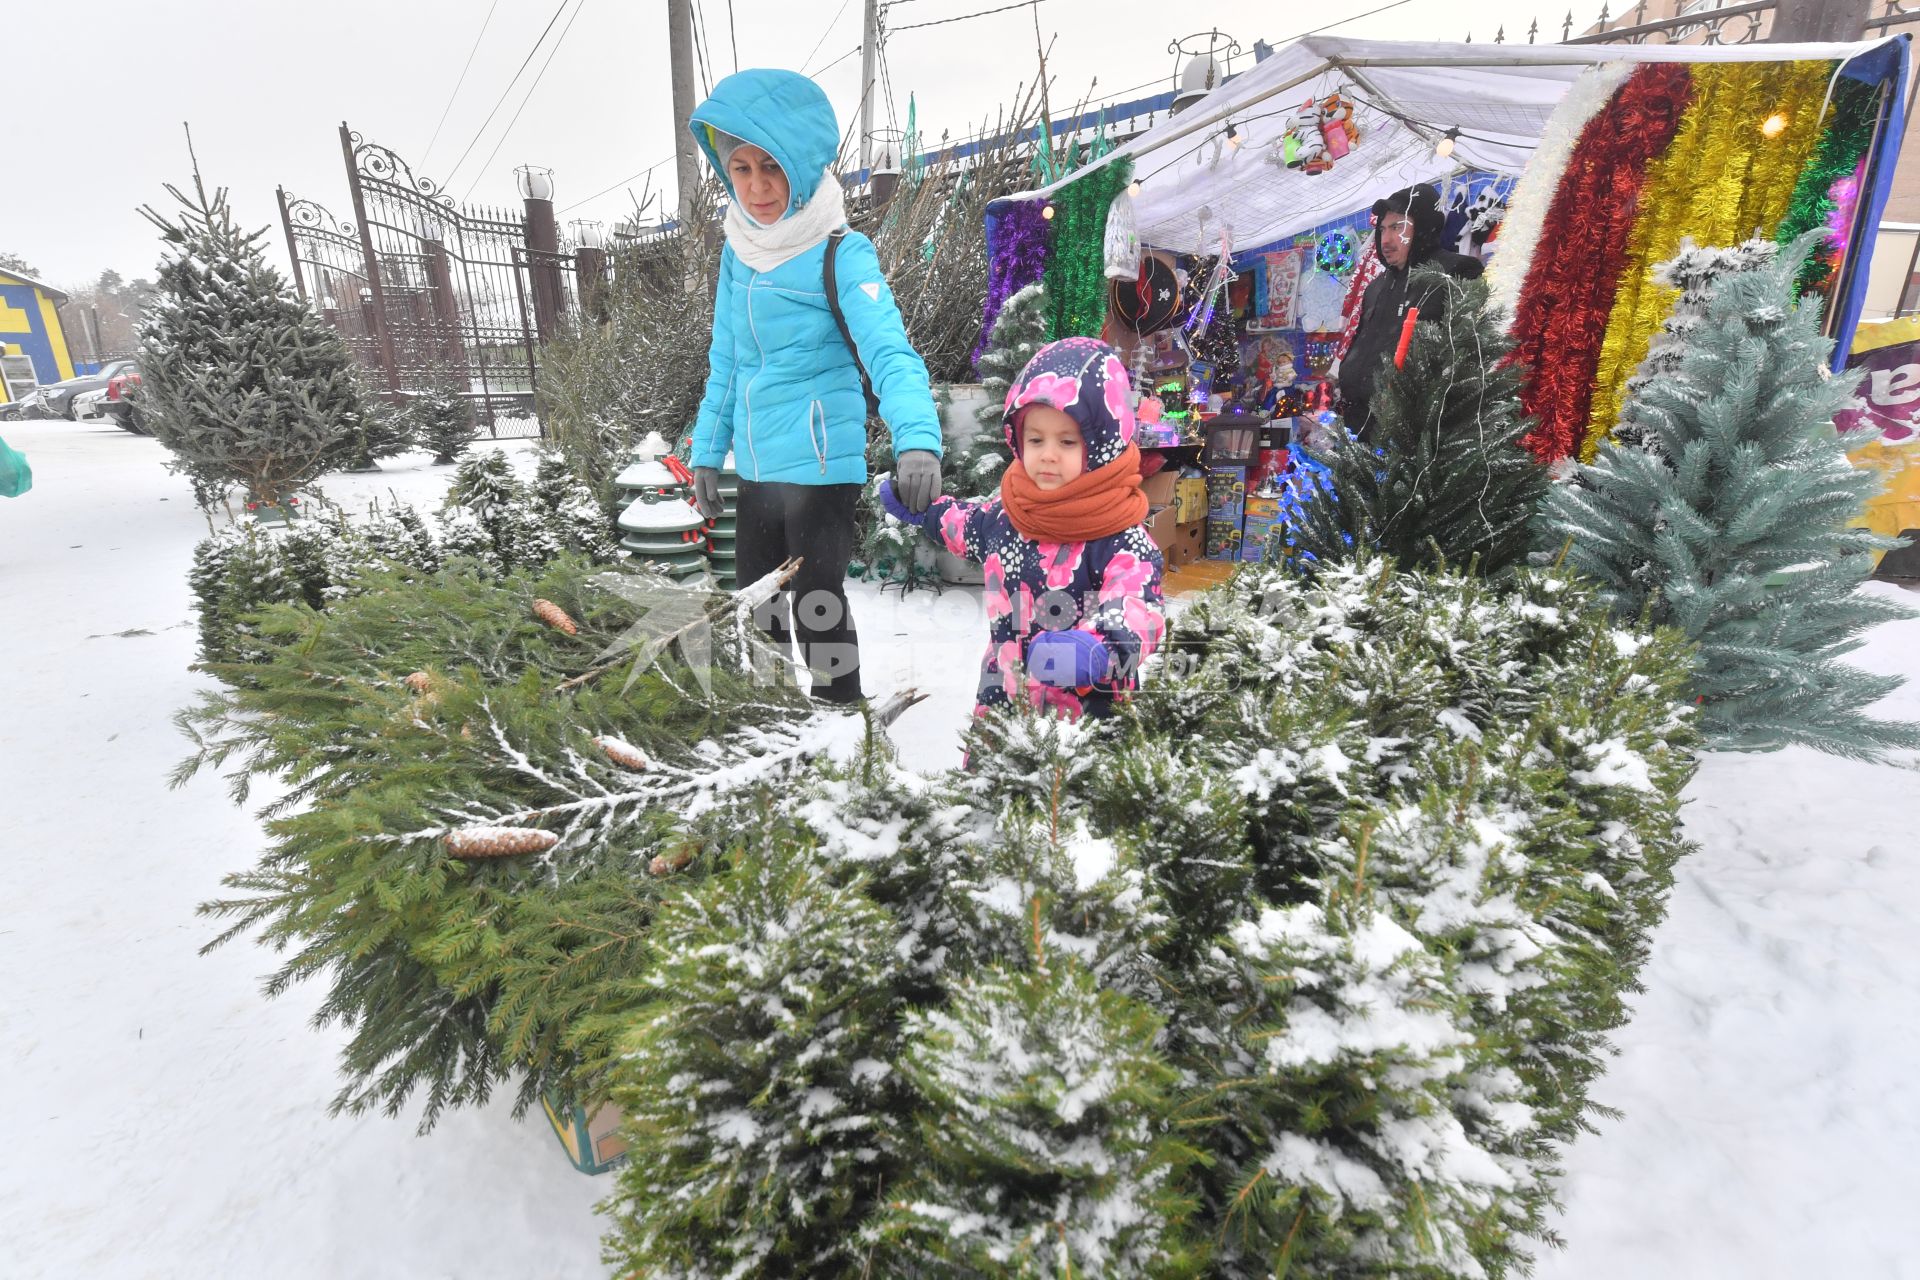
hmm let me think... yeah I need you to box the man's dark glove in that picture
[894,449,942,515]
[691,467,724,520]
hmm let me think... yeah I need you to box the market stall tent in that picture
[983,32,1912,462]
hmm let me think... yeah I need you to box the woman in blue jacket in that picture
[687,68,943,705]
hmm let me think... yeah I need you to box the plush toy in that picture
[1281,100,1330,174]
[1318,93,1358,159]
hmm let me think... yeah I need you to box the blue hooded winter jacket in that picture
[687,69,941,485]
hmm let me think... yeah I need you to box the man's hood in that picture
[689,69,840,221]
[1371,181,1448,269]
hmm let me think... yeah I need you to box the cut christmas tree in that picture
[595,557,1702,1278]
[1285,269,1547,574]
[960,281,1049,498]
[1539,231,1920,760]
[137,161,362,511]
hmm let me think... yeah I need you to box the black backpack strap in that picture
[824,228,882,419]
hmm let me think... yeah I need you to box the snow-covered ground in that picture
[2,417,1915,1278]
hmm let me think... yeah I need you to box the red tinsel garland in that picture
[1509,64,1693,463]
[1334,240,1382,361]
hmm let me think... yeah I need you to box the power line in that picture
[441,0,577,188]
[725,0,739,74]
[558,153,676,215]
[887,0,1044,34]
[810,43,862,79]
[461,0,593,200]
[420,0,502,167]
[691,0,714,97]
[801,0,856,73]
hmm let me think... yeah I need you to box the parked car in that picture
[73,387,111,422]
[37,358,139,420]
[104,367,147,434]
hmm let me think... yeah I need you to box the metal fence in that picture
[277,125,614,438]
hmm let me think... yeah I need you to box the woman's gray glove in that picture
[894,449,942,514]
[692,467,724,520]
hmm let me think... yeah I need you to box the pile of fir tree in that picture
[188,452,616,669]
[1285,268,1546,575]
[594,555,1700,1277]
[138,163,364,512]
[1539,231,1919,759]
[181,551,894,1127]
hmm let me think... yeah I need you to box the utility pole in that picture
[669,0,700,226]
[859,0,879,172]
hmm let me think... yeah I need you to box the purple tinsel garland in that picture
[973,199,1052,370]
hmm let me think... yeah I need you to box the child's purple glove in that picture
[877,475,926,526]
[1026,630,1111,690]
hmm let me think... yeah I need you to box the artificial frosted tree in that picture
[961,281,1049,498]
[1540,231,1920,760]
[138,165,361,513]
[1286,270,1546,574]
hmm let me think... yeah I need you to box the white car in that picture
[72,387,112,421]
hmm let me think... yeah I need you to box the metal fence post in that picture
[339,122,402,392]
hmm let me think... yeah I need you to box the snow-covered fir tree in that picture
[1286,270,1546,574]
[1539,231,1920,760]
[406,384,480,465]
[594,557,1700,1278]
[137,165,362,508]
[961,282,1050,498]
[530,452,618,562]
[325,387,416,473]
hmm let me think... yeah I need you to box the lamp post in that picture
[517,164,563,342]
[869,136,902,217]
[571,219,609,323]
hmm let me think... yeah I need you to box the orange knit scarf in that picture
[999,443,1148,543]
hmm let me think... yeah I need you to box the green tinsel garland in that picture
[1042,157,1134,340]
[1775,76,1878,295]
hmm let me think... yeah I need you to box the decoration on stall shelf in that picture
[1184,253,1236,338]
[1335,238,1382,362]
[1508,63,1694,462]
[976,199,1052,367]
[1110,252,1182,335]
[1042,158,1135,340]
[1296,268,1348,333]
[1103,187,1142,280]
[1583,59,1830,458]
[1775,76,1879,295]
[1303,335,1341,379]
[1467,187,1509,253]
[1315,229,1356,275]
[1255,247,1303,330]
[1488,63,1637,317]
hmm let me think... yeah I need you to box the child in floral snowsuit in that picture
[881,337,1166,719]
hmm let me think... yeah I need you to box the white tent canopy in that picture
[1013,34,1905,257]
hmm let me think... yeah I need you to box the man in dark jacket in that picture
[1336,182,1485,440]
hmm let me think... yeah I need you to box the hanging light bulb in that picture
[1226,122,1241,150]
[1761,112,1789,138]
[1434,127,1460,161]
[1041,203,1055,220]
[1128,179,1141,198]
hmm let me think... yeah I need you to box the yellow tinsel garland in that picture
[1581,60,1833,460]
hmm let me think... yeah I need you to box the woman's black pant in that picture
[732,479,864,704]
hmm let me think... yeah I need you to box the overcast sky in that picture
[6,0,1610,290]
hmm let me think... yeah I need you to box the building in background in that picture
[0,267,77,404]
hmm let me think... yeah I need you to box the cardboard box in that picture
[1141,468,1179,508]
[1170,518,1206,568]
[1143,504,1178,556]
[543,1091,630,1175]
[1205,466,1247,520]
[1206,513,1244,561]
[1173,475,1209,524]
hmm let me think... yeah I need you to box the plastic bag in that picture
[0,433,30,498]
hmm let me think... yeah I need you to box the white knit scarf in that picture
[723,167,847,272]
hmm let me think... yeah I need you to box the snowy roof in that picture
[0,267,70,304]
[1011,34,1908,256]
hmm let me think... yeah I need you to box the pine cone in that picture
[648,846,694,877]
[404,670,435,693]
[532,598,578,636]
[445,825,560,859]
[595,735,649,771]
